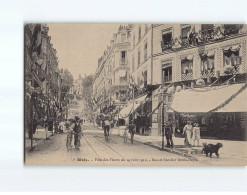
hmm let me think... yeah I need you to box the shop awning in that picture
[169,83,245,113]
[216,87,247,112]
[119,94,147,118]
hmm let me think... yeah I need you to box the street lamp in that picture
[161,87,166,150]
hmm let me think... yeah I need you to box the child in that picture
[192,123,201,147]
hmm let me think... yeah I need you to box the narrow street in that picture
[25,125,203,166]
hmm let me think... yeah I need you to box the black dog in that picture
[202,143,223,158]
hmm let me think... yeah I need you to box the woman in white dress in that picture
[183,121,193,146]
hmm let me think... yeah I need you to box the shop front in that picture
[118,94,152,135]
[169,82,247,140]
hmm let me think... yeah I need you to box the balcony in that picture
[160,25,244,52]
[163,75,172,83]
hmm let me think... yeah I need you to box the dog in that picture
[201,142,223,158]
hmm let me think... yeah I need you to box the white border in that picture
[0,0,247,192]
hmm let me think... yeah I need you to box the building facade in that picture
[151,24,247,139]
[91,23,247,140]
[24,23,73,138]
[93,25,132,117]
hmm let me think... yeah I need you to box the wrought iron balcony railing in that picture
[163,75,172,83]
[160,25,244,52]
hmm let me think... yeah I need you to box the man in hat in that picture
[165,118,174,147]
[103,114,110,137]
[70,116,83,150]
[127,120,136,143]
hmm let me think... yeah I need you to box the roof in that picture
[170,83,245,113]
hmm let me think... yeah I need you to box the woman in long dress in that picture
[183,121,193,146]
[192,123,201,147]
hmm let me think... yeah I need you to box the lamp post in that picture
[161,83,167,150]
[30,68,35,151]
[161,88,165,150]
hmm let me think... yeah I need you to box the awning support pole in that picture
[162,88,165,150]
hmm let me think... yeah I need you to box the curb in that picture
[118,134,198,161]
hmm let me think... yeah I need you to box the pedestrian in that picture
[48,119,54,135]
[66,122,73,151]
[70,116,83,150]
[183,121,193,146]
[58,120,64,133]
[54,120,59,134]
[165,119,174,147]
[127,120,136,143]
[103,115,110,137]
[192,123,201,147]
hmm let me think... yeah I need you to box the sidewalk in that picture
[25,126,52,151]
[112,128,247,163]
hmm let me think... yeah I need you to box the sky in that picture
[48,24,120,80]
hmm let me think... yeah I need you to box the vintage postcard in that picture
[24,24,247,166]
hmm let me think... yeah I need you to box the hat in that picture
[75,116,80,121]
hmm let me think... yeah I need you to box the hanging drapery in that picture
[223,45,241,57]
[199,51,215,76]
[181,55,193,78]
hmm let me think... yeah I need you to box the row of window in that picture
[161,24,243,51]
[132,24,149,48]
[162,48,242,83]
[131,42,148,72]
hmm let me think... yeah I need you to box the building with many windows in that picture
[93,25,132,117]
[92,23,247,140]
[130,24,153,87]
[151,24,247,140]
[128,24,153,134]
[24,23,73,139]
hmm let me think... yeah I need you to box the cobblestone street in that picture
[25,125,206,166]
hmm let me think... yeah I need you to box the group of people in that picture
[66,116,83,151]
[64,115,200,150]
[164,119,201,148]
[101,114,136,143]
[183,121,201,147]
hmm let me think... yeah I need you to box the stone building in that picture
[24,23,72,138]
[151,24,247,140]
[93,25,132,116]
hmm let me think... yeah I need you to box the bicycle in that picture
[66,131,74,151]
[104,125,110,141]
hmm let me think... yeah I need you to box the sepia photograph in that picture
[24,23,247,166]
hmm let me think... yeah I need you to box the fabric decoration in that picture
[196,78,205,86]
[224,65,234,74]
[176,86,182,92]
[187,55,194,61]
